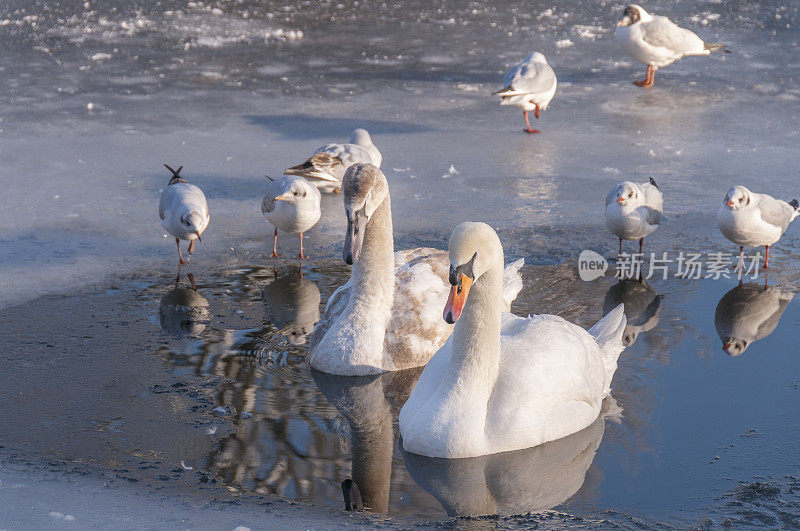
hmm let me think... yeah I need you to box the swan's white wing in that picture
[641,17,706,55]
[487,314,607,448]
[385,249,453,370]
[309,281,352,350]
[502,258,525,311]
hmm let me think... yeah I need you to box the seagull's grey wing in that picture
[158,187,174,220]
[510,62,556,95]
[261,180,283,214]
[757,195,795,231]
[641,183,664,225]
[754,290,794,341]
[605,187,618,207]
[338,144,377,167]
[641,17,705,54]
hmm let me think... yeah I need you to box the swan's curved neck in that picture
[449,255,504,388]
[350,196,395,306]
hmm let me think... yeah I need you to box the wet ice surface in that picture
[3,265,800,526]
[2,0,800,526]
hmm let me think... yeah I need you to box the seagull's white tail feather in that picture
[588,304,626,395]
[502,258,525,311]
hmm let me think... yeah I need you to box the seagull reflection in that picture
[402,398,620,517]
[159,272,210,338]
[313,366,423,514]
[603,278,663,346]
[715,283,794,356]
[262,268,321,345]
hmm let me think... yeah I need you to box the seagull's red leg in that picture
[634,65,654,87]
[534,103,540,119]
[524,107,541,134]
[270,227,280,258]
[297,232,306,260]
[188,239,195,255]
[188,273,196,291]
[644,66,656,87]
[176,238,187,265]
[763,245,770,269]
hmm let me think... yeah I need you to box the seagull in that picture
[284,129,382,193]
[159,164,210,265]
[715,283,794,356]
[605,178,663,254]
[717,185,799,269]
[615,5,729,87]
[492,52,557,134]
[261,175,321,259]
[603,277,663,346]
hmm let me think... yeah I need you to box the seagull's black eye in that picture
[184,220,190,226]
[628,192,634,198]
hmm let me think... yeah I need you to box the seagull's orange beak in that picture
[726,200,735,207]
[616,196,625,203]
[274,193,292,202]
[443,274,472,324]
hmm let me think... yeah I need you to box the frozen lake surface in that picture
[1,0,800,527]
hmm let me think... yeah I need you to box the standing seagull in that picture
[284,129,382,193]
[615,5,728,87]
[262,175,321,259]
[493,52,557,134]
[605,178,663,254]
[717,186,799,269]
[159,164,210,265]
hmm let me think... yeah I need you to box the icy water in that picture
[2,0,800,527]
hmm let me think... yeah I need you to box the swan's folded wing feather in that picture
[384,249,452,369]
[309,280,351,349]
[502,258,525,311]
[488,315,606,445]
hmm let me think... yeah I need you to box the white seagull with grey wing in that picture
[493,52,557,134]
[605,178,663,255]
[261,175,321,260]
[159,164,210,265]
[717,185,799,269]
[615,5,728,87]
[284,128,382,193]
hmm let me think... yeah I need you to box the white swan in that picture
[308,164,523,376]
[399,222,627,459]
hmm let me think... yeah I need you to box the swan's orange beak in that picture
[443,274,472,324]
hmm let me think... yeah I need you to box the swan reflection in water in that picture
[262,268,321,345]
[402,398,620,517]
[603,278,663,346]
[715,283,794,356]
[159,272,210,338]
[312,366,423,514]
